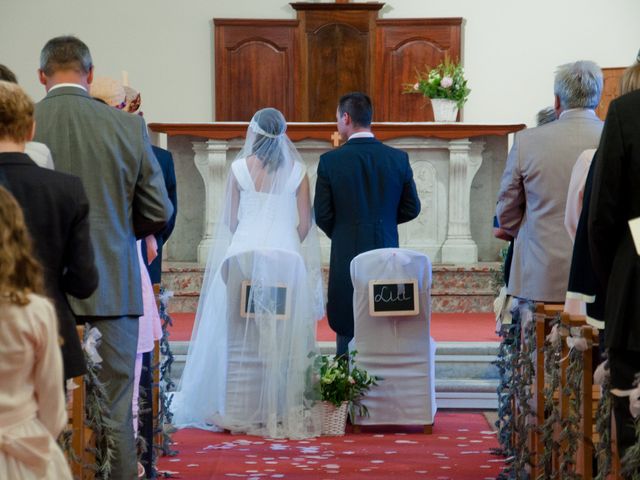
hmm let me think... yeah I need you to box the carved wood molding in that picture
[290,2,384,11]
[149,122,525,142]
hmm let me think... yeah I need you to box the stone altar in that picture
[148,122,524,265]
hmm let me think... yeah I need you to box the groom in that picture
[314,92,421,357]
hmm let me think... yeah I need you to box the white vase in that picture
[430,98,459,122]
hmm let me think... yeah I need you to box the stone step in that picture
[161,261,503,313]
[164,340,499,410]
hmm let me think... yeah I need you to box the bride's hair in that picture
[249,108,287,173]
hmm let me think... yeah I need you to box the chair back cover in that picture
[349,248,437,425]
[220,248,320,437]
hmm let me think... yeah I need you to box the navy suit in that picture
[314,137,421,339]
[588,90,640,458]
[0,152,98,380]
[141,146,178,284]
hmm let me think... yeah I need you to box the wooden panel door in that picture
[214,19,299,121]
[293,3,382,121]
[375,19,462,122]
[596,67,625,120]
[307,23,370,121]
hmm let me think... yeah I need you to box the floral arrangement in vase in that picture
[404,56,471,109]
[313,351,380,417]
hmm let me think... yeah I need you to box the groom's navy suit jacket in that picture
[314,137,421,337]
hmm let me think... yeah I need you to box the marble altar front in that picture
[148,122,524,265]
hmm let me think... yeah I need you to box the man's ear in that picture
[38,69,47,86]
[554,94,561,113]
[87,66,94,85]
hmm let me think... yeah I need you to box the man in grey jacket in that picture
[496,60,603,306]
[34,36,173,479]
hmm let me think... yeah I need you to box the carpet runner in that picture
[157,412,503,479]
[168,312,500,343]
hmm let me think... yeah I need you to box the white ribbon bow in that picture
[159,289,174,305]
[83,326,103,364]
[593,361,610,386]
[566,335,589,352]
[546,324,561,345]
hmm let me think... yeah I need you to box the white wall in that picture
[2,0,638,127]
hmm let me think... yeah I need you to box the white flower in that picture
[413,83,420,91]
[440,76,453,88]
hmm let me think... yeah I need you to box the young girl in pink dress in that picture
[0,186,72,479]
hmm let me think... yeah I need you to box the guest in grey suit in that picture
[496,60,603,305]
[34,36,173,480]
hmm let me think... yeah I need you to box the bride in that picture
[172,108,324,439]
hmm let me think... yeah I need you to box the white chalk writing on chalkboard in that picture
[368,279,419,317]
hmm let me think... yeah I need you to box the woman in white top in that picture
[172,108,324,439]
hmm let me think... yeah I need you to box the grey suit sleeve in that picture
[496,133,525,237]
[397,155,421,224]
[133,118,174,238]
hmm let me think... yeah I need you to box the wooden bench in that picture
[66,325,95,479]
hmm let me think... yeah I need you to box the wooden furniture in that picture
[596,67,625,121]
[153,284,162,455]
[528,307,622,479]
[149,121,523,142]
[214,3,462,121]
[66,325,94,479]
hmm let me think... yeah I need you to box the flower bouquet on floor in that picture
[313,351,380,435]
[403,56,470,121]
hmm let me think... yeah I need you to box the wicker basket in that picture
[320,401,349,436]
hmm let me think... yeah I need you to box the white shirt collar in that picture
[348,132,375,140]
[558,108,595,119]
[48,83,87,92]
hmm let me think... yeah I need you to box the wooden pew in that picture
[66,325,95,479]
[530,303,563,477]
[153,284,162,456]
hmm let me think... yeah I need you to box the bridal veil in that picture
[172,108,324,439]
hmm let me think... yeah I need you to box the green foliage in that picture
[404,56,471,109]
[313,351,380,417]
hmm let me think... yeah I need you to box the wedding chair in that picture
[220,248,307,428]
[349,248,436,432]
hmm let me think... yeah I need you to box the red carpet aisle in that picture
[168,312,500,343]
[157,412,503,479]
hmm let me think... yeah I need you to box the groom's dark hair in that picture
[338,92,372,127]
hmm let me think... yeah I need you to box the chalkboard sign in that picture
[368,279,419,317]
[240,281,290,320]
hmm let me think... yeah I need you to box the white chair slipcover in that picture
[349,248,437,426]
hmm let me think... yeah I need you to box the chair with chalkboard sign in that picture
[219,248,315,435]
[349,248,436,431]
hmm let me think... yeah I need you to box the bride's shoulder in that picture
[290,161,307,187]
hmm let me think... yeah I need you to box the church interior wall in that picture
[2,0,638,128]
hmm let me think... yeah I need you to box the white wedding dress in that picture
[172,158,323,439]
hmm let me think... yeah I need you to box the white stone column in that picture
[441,138,485,263]
[193,140,229,263]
